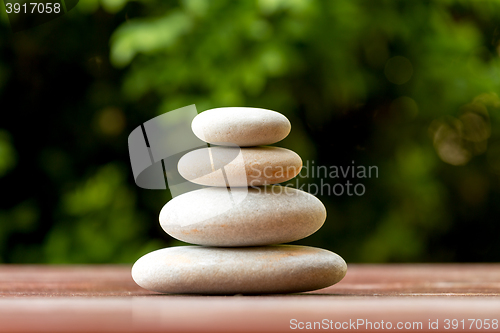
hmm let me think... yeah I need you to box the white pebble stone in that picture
[132,245,347,294]
[160,186,326,246]
[192,107,291,146]
[178,146,302,187]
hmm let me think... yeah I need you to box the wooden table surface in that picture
[1,264,500,332]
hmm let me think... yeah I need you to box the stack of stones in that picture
[132,107,347,294]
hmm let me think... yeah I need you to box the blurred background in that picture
[0,0,499,264]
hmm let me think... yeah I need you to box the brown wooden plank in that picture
[0,264,499,332]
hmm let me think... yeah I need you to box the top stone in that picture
[192,107,291,147]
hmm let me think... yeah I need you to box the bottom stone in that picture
[132,245,347,294]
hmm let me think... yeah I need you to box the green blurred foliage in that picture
[1,0,500,263]
[0,130,17,177]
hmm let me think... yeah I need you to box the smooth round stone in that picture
[160,186,326,246]
[132,245,347,294]
[178,146,302,187]
[192,107,291,146]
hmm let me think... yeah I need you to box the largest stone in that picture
[160,186,326,246]
[132,245,347,294]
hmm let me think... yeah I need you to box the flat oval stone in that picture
[132,245,347,294]
[160,186,326,246]
[192,107,291,146]
[178,146,302,187]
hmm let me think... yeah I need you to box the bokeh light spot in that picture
[384,56,413,85]
[96,107,126,136]
[389,96,419,121]
[429,116,471,166]
[459,103,490,143]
